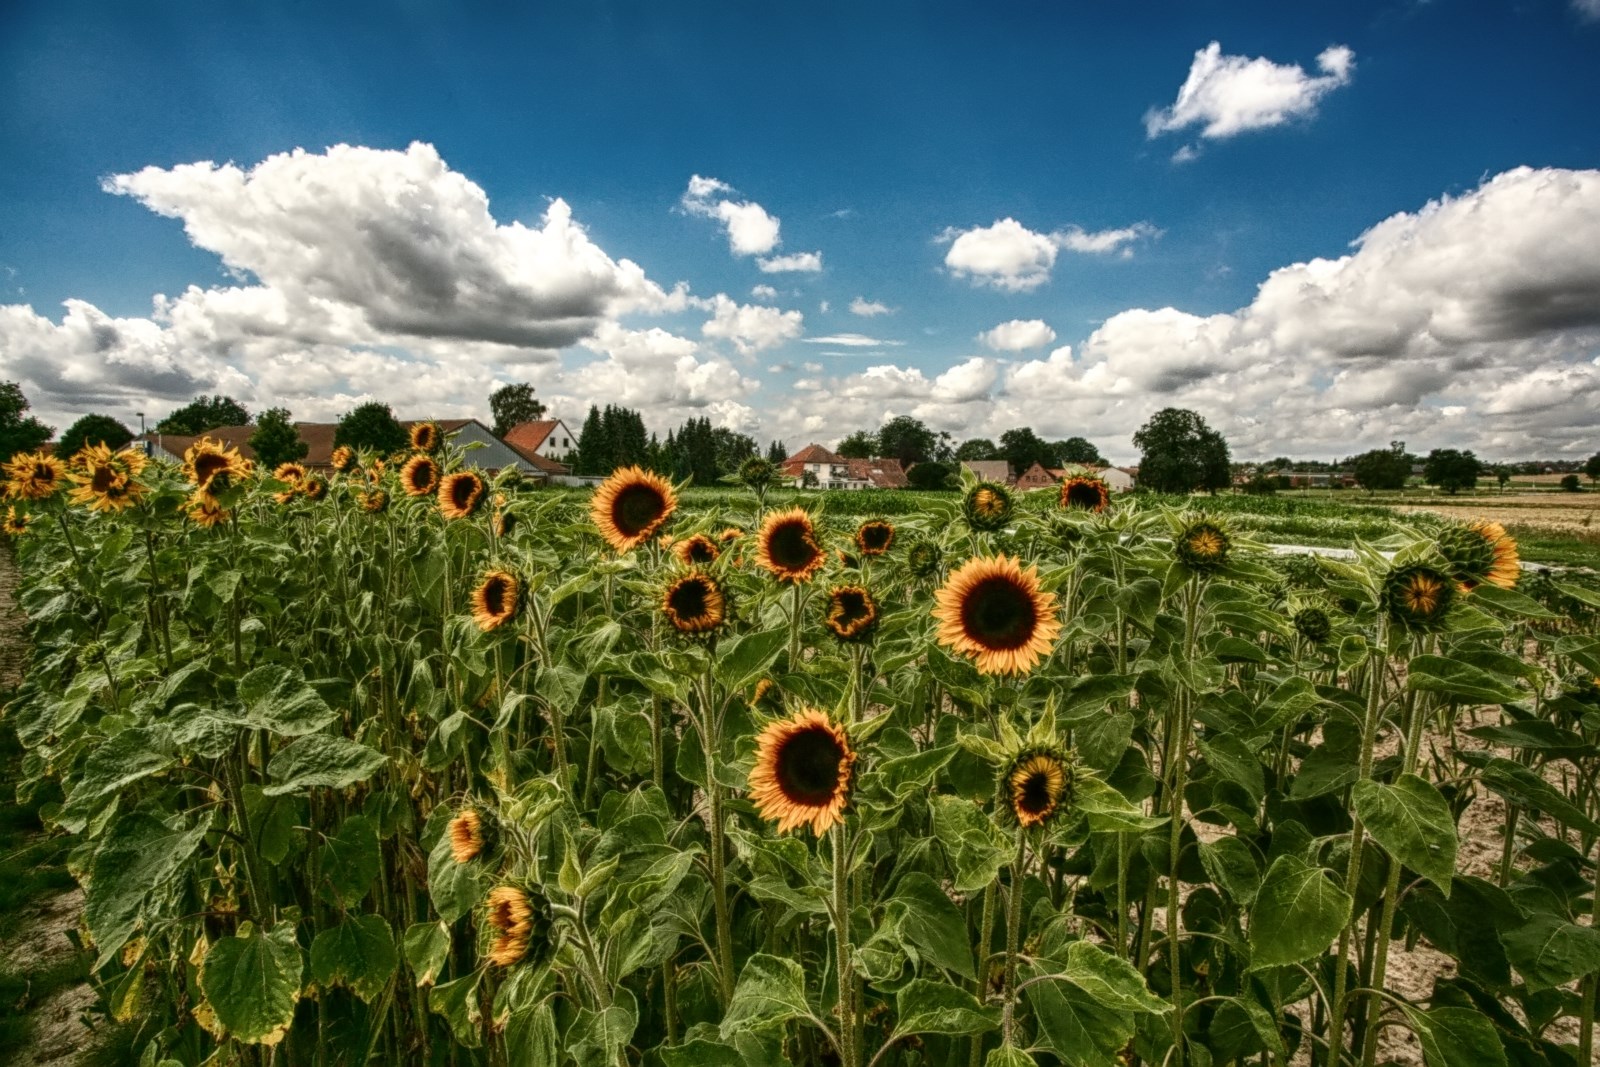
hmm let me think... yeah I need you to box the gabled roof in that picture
[503,419,565,455]
[962,460,1012,484]
[785,443,846,467]
[501,438,572,475]
[846,458,908,488]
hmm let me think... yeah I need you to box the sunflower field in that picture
[3,433,1600,1067]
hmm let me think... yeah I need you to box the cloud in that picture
[942,218,1158,291]
[700,294,804,354]
[849,297,893,317]
[802,333,904,347]
[1146,41,1355,140]
[750,285,778,300]
[560,321,760,431]
[978,319,1057,351]
[757,251,823,273]
[1575,0,1600,20]
[680,174,782,256]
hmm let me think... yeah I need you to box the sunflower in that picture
[755,508,826,583]
[751,678,783,711]
[471,570,520,631]
[330,445,356,473]
[907,540,943,579]
[1059,475,1111,513]
[1437,520,1520,591]
[1292,606,1332,644]
[590,466,677,552]
[449,809,485,863]
[272,462,307,504]
[719,527,744,543]
[673,533,721,566]
[661,571,728,635]
[855,519,895,557]
[963,482,1014,531]
[401,455,440,497]
[359,489,389,514]
[183,439,247,496]
[932,555,1061,675]
[748,708,856,835]
[301,476,329,502]
[3,452,67,501]
[1175,520,1230,573]
[185,493,230,528]
[2,507,29,536]
[484,885,533,967]
[1001,747,1074,829]
[410,422,442,454]
[492,510,516,539]
[438,471,486,520]
[1382,564,1456,632]
[824,585,879,643]
[66,445,148,513]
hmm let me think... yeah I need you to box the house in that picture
[961,460,1013,485]
[502,419,579,467]
[1014,463,1062,491]
[781,444,853,489]
[1272,469,1356,489]
[1086,465,1137,492]
[845,458,909,489]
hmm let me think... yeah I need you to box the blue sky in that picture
[3,0,1599,461]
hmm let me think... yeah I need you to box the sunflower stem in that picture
[1166,579,1201,1065]
[1002,832,1029,1045]
[832,823,857,1067]
[969,880,997,1067]
[788,581,805,671]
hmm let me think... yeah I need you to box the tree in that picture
[836,430,878,459]
[489,383,548,438]
[1560,473,1583,492]
[55,414,132,458]
[955,438,999,461]
[1054,436,1105,465]
[905,461,955,490]
[334,402,408,456]
[575,406,607,475]
[577,405,651,476]
[0,381,52,463]
[1349,446,1410,492]
[1131,408,1231,494]
[877,416,938,466]
[1423,449,1480,495]
[248,408,308,470]
[998,427,1055,474]
[711,427,758,477]
[1585,451,1600,485]
[766,440,787,464]
[157,395,251,436]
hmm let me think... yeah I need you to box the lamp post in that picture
[136,411,147,455]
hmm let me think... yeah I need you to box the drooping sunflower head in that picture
[661,571,729,635]
[750,678,783,712]
[359,489,389,514]
[329,445,356,473]
[449,808,487,863]
[4,452,67,501]
[748,708,856,835]
[963,482,1014,531]
[492,510,516,540]
[270,461,306,503]
[410,421,442,454]
[1175,520,1231,573]
[484,885,535,967]
[471,569,520,631]
[401,455,440,497]
[932,555,1062,676]
[1059,475,1111,513]
[756,507,826,583]
[673,533,721,566]
[2,506,29,537]
[438,471,486,520]
[1001,747,1075,829]
[1292,606,1332,644]
[906,540,943,579]
[301,476,329,502]
[590,466,678,552]
[854,519,895,557]
[1382,564,1456,632]
[1437,520,1520,592]
[183,438,247,496]
[824,584,879,643]
[738,456,777,489]
[185,493,230,529]
[66,445,148,512]
[719,527,744,544]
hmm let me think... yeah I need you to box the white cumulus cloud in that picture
[758,251,823,273]
[849,297,893,317]
[1146,41,1355,140]
[700,294,804,355]
[978,319,1057,351]
[942,218,1158,291]
[680,174,782,256]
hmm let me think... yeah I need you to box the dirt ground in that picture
[1393,490,1600,535]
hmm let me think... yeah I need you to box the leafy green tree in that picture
[248,408,309,470]
[711,427,758,477]
[665,417,720,485]
[1054,436,1105,465]
[998,427,1055,474]
[766,439,787,464]
[334,402,408,456]
[1585,451,1600,485]
[905,460,955,490]
[157,395,251,436]
[0,380,52,462]
[876,416,937,466]
[955,438,998,461]
[489,382,548,438]
[836,430,878,459]
[1350,447,1411,492]
[1423,448,1480,495]
[1560,473,1582,492]
[1131,408,1231,494]
[55,413,132,458]
[575,406,607,475]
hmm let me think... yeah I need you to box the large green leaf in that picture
[310,914,396,1003]
[426,829,484,925]
[319,814,381,905]
[892,873,976,980]
[1500,913,1600,991]
[1248,855,1352,968]
[1351,774,1457,894]
[1471,755,1600,835]
[1062,941,1167,1015]
[1199,835,1262,906]
[715,628,787,692]
[402,921,452,987]
[1406,655,1523,704]
[201,922,304,1045]
[659,1038,746,1067]
[1401,1004,1510,1067]
[567,989,638,1067]
[1075,776,1167,833]
[719,953,815,1039]
[929,794,1010,892]
[215,665,336,735]
[264,734,387,796]
[892,979,998,1036]
[71,724,174,805]
[84,810,210,968]
[429,973,484,1048]
[1022,961,1132,1067]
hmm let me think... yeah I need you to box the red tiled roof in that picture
[785,443,846,466]
[846,458,908,488]
[502,439,571,475]
[503,420,560,455]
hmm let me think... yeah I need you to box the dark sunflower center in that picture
[685,538,716,563]
[409,462,435,490]
[860,524,891,551]
[1017,770,1055,816]
[194,453,229,485]
[776,727,845,805]
[961,576,1038,651]
[1065,482,1101,509]
[32,463,54,482]
[768,521,819,570]
[450,476,477,509]
[482,577,507,616]
[834,590,871,626]
[668,578,712,620]
[612,484,666,536]
[90,465,116,493]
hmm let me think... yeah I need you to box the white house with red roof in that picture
[502,419,578,466]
